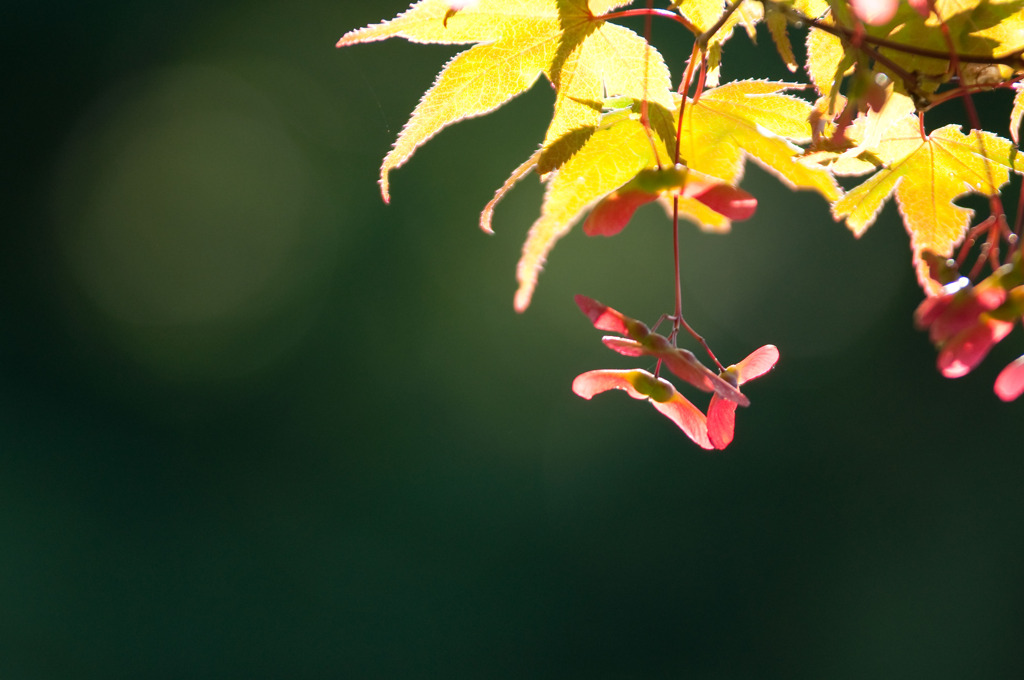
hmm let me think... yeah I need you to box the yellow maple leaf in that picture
[337,0,674,201]
[766,0,830,74]
[946,0,1024,65]
[673,80,840,230]
[806,0,1024,102]
[512,81,842,310]
[1011,84,1024,143]
[513,116,666,311]
[881,0,1024,87]
[804,14,850,104]
[831,117,1024,291]
[673,0,763,86]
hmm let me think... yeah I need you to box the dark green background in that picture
[3,1,1023,677]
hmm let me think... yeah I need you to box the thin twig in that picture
[599,7,699,35]
[698,0,746,50]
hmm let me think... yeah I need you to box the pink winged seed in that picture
[583,190,654,237]
[732,344,780,382]
[994,355,1024,401]
[572,369,713,449]
[686,183,757,222]
[916,283,1008,345]
[937,317,1015,378]
[706,345,779,449]
[574,294,631,335]
[583,181,756,238]
[601,336,750,406]
[571,369,648,400]
[600,336,647,357]
[575,294,749,405]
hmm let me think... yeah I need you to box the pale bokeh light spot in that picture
[52,64,335,381]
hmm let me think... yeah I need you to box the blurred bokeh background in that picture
[3,1,1023,677]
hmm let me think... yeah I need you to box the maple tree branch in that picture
[784,6,1024,70]
[778,3,933,105]
[863,49,929,107]
[833,25,929,104]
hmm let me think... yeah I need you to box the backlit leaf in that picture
[673,0,764,85]
[480,151,540,235]
[805,15,850,103]
[766,9,799,72]
[831,119,1024,290]
[338,0,674,201]
[514,117,663,311]
[673,80,841,230]
[820,0,1023,98]
[1011,84,1024,144]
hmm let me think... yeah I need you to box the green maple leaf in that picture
[337,0,674,201]
[673,80,841,230]
[831,116,1024,290]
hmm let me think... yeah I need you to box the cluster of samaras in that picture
[339,0,1024,445]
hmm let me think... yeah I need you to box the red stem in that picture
[936,9,1013,276]
[669,46,723,369]
[790,6,1024,68]
[599,7,699,34]
[639,0,664,168]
